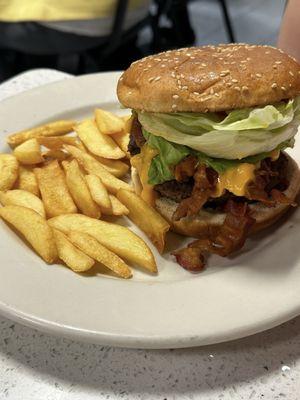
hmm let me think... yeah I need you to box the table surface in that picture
[0,69,300,400]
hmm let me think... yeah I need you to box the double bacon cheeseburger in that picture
[117,44,300,271]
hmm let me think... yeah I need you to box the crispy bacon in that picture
[173,165,217,221]
[128,116,145,155]
[172,247,205,272]
[174,156,197,182]
[271,189,297,206]
[174,199,255,271]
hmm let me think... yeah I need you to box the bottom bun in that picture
[153,153,300,238]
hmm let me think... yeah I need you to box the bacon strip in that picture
[174,156,197,182]
[173,165,217,221]
[174,200,255,271]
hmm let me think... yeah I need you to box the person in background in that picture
[0,0,150,78]
[277,0,300,62]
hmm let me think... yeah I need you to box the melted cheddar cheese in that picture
[131,144,158,206]
[212,163,256,197]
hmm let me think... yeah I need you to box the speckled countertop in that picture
[0,69,300,400]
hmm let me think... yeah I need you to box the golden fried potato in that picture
[62,160,101,219]
[7,120,75,148]
[0,190,45,218]
[85,174,112,213]
[74,119,125,160]
[64,145,132,194]
[95,109,124,135]
[15,165,39,196]
[92,156,129,178]
[49,214,157,273]
[103,195,129,216]
[112,131,130,158]
[13,138,43,165]
[42,149,68,161]
[117,189,170,253]
[34,160,77,218]
[0,205,57,263]
[52,228,94,272]
[38,136,77,150]
[0,154,18,191]
[68,231,132,279]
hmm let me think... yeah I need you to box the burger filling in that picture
[129,99,300,270]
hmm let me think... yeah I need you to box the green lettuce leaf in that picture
[137,97,300,159]
[144,129,293,185]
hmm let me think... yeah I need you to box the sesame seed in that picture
[242,86,249,92]
[215,93,220,97]
[190,56,195,60]
[193,91,200,95]
[289,71,294,76]
[128,91,132,95]
[246,57,251,61]
[172,94,179,99]
[148,77,155,82]
[210,88,214,95]
[234,86,241,91]
[154,58,161,62]
[273,65,277,69]
[180,74,185,78]
[161,64,166,68]
[241,60,247,64]
[201,63,207,67]
[182,86,188,90]
[186,53,191,56]
[154,76,161,82]
[256,73,262,78]
[281,86,287,91]
[226,82,233,87]
[275,61,282,64]
[143,68,148,71]
[171,71,176,78]
[265,51,270,55]
[271,83,277,89]
[172,104,177,109]
[232,79,238,83]
[230,61,236,64]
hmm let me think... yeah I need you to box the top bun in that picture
[117,44,300,113]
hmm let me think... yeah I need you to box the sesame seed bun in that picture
[117,44,300,113]
[132,154,300,238]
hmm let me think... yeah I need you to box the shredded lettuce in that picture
[144,129,293,185]
[138,97,300,159]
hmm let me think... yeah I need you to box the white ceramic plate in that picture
[0,72,300,349]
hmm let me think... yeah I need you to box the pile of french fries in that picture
[0,109,170,278]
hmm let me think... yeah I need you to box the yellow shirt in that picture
[0,0,149,22]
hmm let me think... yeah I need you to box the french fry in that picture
[68,231,132,279]
[62,160,101,219]
[95,109,124,135]
[48,214,157,273]
[74,119,125,160]
[70,141,129,177]
[52,229,94,272]
[14,138,43,165]
[34,160,77,218]
[93,156,129,178]
[117,189,170,253]
[104,195,129,216]
[0,154,18,191]
[112,131,130,157]
[42,149,68,161]
[64,145,132,194]
[7,120,75,148]
[0,190,46,218]
[0,205,57,263]
[38,136,77,150]
[85,174,112,213]
[15,165,39,196]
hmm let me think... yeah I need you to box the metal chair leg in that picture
[218,0,235,43]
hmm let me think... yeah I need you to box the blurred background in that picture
[0,0,286,83]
